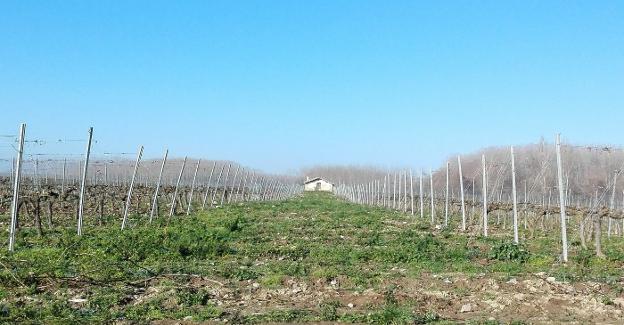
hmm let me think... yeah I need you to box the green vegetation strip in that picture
[1,192,624,323]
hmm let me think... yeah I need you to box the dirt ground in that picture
[135,271,624,324]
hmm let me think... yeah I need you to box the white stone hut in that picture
[303,177,334,192]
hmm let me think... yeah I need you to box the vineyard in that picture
[0,124,301,252]
[4,0,623,322]
[335,137,624,263]
[2,124,624,323]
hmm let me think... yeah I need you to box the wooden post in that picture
[382,176,387,208]
[34,158,39,190]
[382,175,387,207]
[254,174,262,202]
[267,178,275,200]
[61,158,67,193]
[622,189,624,237]
[524,181,528,229]
[201,161,217,209]
[228,165,240,204]
[482,154,488,237]
[393,172,397,210]
[361,183,365,205]
[234,169,245,202]
[236,169,247,202]
[246,172,255,201]
[77,127,93,236]
[403,171,408,212]
[445,162,449,227]
[210,163,225,207]
[430,169,435,224]
[410,169,414,215]
[608,171,618,238]
[220,164,231,206]
[471,178,476,219]
[371,179,377,206]
[377,179,382,206]
[397,172,402,210]
[374,181,377,206]
[555,134,568,262]
[254,175,267,201]
[121,146,143,230]
[149,149,168,223]
[242,171,252,201]
[458,156,466,231]
[262,177,271,200]
[371,179,378,206]
[360,184,364,204]
[359,184,363,204]
[186,159,201,215]
[268,180,278,200]
[8,123,25,252]
[511,146,519,244]
[618,189,624,237]
[169,157,187,218]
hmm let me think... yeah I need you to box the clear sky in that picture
[1,1,623,173]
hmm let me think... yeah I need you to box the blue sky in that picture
[1,1,623,173]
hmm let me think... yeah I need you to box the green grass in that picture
[1,192,624,323]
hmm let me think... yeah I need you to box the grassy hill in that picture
[2,192,624,323]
